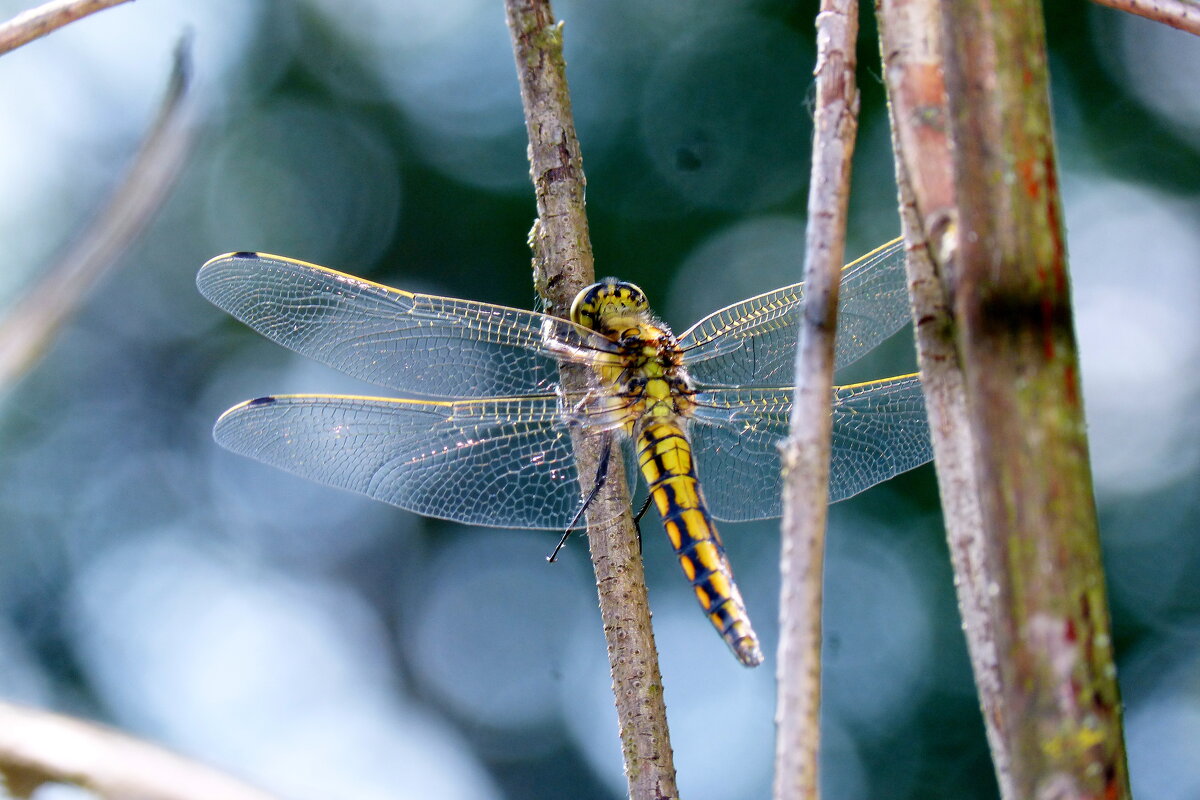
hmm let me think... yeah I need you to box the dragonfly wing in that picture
[690,373,932,520]
[688,388,789,521]
[827,374,932,501]
[213,393,611,530]
[678,239,910,386]
[198,252,613,398]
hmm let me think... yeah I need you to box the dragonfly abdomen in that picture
[636,421,763,667]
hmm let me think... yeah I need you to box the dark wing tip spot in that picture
[247,396,277,407]
[230,251,259,259]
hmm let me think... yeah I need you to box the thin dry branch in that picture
[1090,0,1200,35]
[0,36,193,390]
[875,1,1012,795]
[503,3,678,799]
[774,2,860,799]
[0,0,132,56]
[941,2,1130,797]
[0,701,276,800]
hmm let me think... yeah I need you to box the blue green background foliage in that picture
[1,1,1198,798]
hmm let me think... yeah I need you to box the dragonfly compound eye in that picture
[571,278,649,330]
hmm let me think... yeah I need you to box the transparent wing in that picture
[213,393,618,530]
[689,373,931,521]
[678,239,910,387]
[197,252,616,398]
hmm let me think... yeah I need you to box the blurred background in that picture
[1,1,1198,798]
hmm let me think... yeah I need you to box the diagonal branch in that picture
[0,36,193,391]
[774,2,860,798]
[0,0,132,56]
[1089,0,1200,35]
[503,3,678,799]
[0,701,276,800]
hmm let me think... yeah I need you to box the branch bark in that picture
[0,701,276,800]
[941,1,1131,797]
[503,3,678,799]
[1090,0,1200,35]
[0,0,132,56]
[875,1,1012,795]
[774,2,860,799]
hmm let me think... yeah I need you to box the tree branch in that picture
[0,701,276,800]
[774,2,860,798]
[503,3,678,799]
[1090,0,1200,35]
[941,1,1131,797]
[0,35,193,391]
[875,1,1012,796]
[0,0,132,56]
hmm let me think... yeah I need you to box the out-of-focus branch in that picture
[941,1,1131,798]
[0,701,277,800]
[774,2,860,798]
[875,1,1011,796]
[503,3,679,799]
[0,0,132,56]
[0,37,193,391]
[1090,0,1200,35]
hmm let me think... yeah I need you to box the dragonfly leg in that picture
[547,432,614,563]
[631,493,653,554]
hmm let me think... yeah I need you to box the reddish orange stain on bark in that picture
[1063,361,1079,408]
[1019,157,1040,201]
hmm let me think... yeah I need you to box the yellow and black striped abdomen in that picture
[637,420,763,667]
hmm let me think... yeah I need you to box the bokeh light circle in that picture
[406,529,592,754]
[639,16,811,211]
[204,102,401,268]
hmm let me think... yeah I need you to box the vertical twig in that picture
[1089,0,1200,35]
[0,0,133,55]
[941,2,1131,798]
[774,2,860,799]
[875,1,1013,796]
[503,3,679,799]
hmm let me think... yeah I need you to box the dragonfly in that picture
[197,238,932,667]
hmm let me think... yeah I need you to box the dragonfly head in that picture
[571,278,649,332]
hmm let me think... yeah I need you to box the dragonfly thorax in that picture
[572,278,696,427]
[585,337,696,434]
